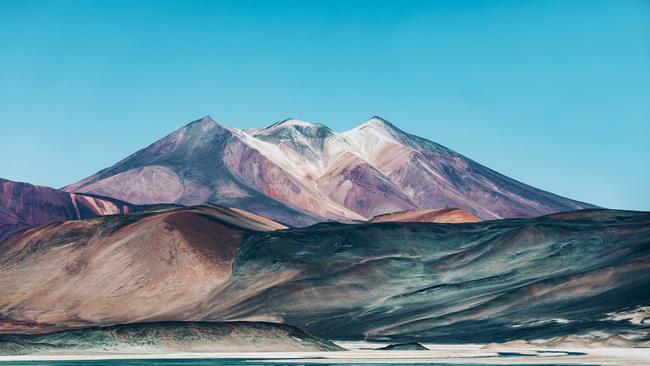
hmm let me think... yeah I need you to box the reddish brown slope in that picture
[0,204,282,334]
[316,152,417,218]
[370,208,481,223]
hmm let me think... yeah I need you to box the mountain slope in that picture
[370,208,481,223]
[0,204,283,334]
[1,207,647,343]
[210,209,650,342]
[0,178,150,240]
[64,115,595,224]
[63,117,325,226]
[341,117,594,219]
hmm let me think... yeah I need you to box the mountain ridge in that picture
[0,177,163,240]
[63,115,596,225]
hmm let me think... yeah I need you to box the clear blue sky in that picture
[1,0,648,210]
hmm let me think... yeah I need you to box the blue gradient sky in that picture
[1,0,648,210]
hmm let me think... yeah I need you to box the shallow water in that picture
[0,360,596,366]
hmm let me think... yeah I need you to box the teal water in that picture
[0,360,597,366]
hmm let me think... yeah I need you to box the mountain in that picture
[2,205,648,343]
[0,178,155,240]
[369,208,481,223]
[0,321,342,355]
[63,116,595,225]
[63,117,322,227]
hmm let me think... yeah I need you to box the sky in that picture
[0,0,648,211]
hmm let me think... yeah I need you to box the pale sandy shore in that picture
[1,342,649,365]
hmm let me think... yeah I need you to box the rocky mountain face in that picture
[0,178,151,240]
[205,209,650,343]
[63,116,595,226]
[63,117,321,227]
[2,206,647,343]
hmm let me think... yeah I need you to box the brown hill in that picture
[0,204,283,333]
[370,208,481,223]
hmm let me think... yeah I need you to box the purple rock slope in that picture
[64,116,596,225]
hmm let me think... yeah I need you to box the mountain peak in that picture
[253,118,334,141]
[182,115,235,134]
[265,118,326,130]
[369,115,389,122]
[342,116,406,142]
[357,116,402,133]
[65,114,596,228]
[185,115,215,126]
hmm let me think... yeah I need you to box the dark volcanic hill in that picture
[0,321,342,355]
[0,178,153,240]
[378,342,429,351]
[1,206,647,343]
[63,116,595,225]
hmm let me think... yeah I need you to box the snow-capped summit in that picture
[65,115,595,225]
[357,115,400,130]
[340,116,411,163]
[252,118,334,143]
[344,116,409,143]
[265,118,326,130]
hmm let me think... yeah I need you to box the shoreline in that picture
[1,344,649,366]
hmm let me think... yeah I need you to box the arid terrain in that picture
[1,204,648,346]
[0,117,647,363]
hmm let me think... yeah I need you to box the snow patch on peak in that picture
[340,117,409,162]
[260,118,333,137]
[343,116,405,145]
[267,118,323,129]
[354,116,401,132]
[365,115,391,125]
[242,118,348,177]
[246,118,333,140]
